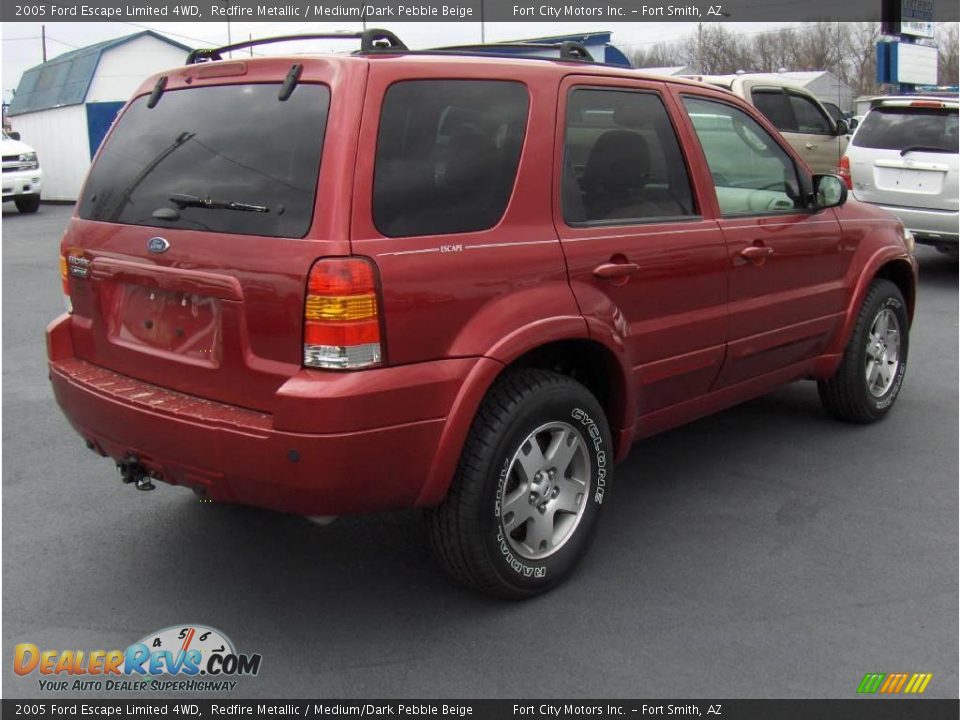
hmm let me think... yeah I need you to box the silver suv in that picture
[841,96,959,255]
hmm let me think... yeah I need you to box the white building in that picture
[7,31,191,201]
[635,65,698,77]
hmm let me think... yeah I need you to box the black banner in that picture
[3,0,958,23]
[3,700,960,720]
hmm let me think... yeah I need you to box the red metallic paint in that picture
[47,53,917,517]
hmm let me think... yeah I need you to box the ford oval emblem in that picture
[147,237,170,254]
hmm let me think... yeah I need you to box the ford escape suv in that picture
[48,30,917,598]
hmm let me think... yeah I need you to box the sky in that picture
[1,20,799,102]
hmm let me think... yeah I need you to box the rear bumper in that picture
[856,200,959,244]
[47,314,477,515]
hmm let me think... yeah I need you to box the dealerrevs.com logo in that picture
[14,624,262,693]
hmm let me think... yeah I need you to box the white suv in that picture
[2,130,43,213]
[841,96,959,255]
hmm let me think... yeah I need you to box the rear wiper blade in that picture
[169,193,269,213]
[900,145,949,156]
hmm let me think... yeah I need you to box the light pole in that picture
[218,0,232,57]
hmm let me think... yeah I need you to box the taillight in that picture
[59,254,72,313]
[303,257,383,370]
[838,155,852,190]
[909,100,943,108]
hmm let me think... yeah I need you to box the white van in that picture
[2,130,43,213]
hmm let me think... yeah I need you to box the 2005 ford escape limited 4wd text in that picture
[48,30,918,598]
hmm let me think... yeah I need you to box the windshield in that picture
[852,106,959,153]
[78,83,329,237]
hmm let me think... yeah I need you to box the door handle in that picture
[593,262,639,281]
[805,143,815,149]
[739,245,774,266]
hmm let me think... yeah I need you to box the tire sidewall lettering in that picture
[493,457,546,579]
[489,402,609,584]
[571,407,607,505]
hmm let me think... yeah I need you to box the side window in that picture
[682,97,804,216]
[788,93,833,134]
[751,89,796,132]
[563,88,695,224]
[373,80,529,237]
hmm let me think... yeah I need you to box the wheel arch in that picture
[821,250,918,374]
[873,259,917,324]
[416,333,633,507]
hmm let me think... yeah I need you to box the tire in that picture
[426,368,612,599]
[15,195,40,214]
[818,279,909,423]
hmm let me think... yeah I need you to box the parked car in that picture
[840,95,959,255]
[688,73,850,174]
[47,31,917,598]
[2,130,43,213]
[822,100,859,134]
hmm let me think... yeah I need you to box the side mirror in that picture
[834,119,849,136]
[848,117,859,131]
[9,131,21,141]
[813,174,847,209]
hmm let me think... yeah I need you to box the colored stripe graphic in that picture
[880,673,909,693]
[857,673,885,693]
[904,673,933,694]
[857,672,932,694]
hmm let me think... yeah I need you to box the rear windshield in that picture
[852,106,959,153]
[78,83,329,237]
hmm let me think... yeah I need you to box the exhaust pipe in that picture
[117,454,157,491]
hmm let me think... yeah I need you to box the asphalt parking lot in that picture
[2,204,957,699]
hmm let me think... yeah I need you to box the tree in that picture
[629,42,687,69]
[841,22,881,97]
[936,23,959,85]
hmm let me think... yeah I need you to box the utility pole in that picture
[41,25,47,63]
[480,0,485,43]
[697,22,703,73]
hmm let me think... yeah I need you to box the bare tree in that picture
[629,42,687,69]
[840,22,881,97]
[936,23,959,85]
[683,24,754,74]
[751,28,798,73]
[621,21,956,97]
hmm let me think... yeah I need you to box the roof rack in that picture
[431,41,595,63]
[185,28,407,64]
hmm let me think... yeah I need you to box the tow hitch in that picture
[117,454,157,491]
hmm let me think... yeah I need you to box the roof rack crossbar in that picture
[432,41,595,63]
[185,28,407,64]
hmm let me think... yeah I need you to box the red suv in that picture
[47,31,917,598]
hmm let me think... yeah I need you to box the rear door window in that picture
[373,80,529,237]
[562,88,695,224]
[752,89,797,132]
[78,83,329,238]
[853,106,959,152]
[788,93,833,134]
